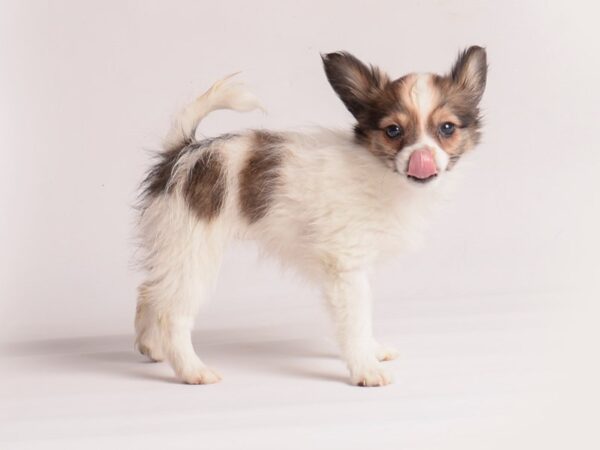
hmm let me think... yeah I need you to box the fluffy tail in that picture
[163,73,263,152]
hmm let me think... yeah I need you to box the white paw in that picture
[136,337,165,362]
[179,366,222,385]
[351,364,393,387]
[374,343,399,362]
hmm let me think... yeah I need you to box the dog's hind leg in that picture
[135,282,166,362]
[135,195,226,384]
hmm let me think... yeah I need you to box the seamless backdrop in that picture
[1,1,599,449]
[1,0,597,342]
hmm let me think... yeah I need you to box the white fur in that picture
[136,77,452,387]
[411,74,435,126]
[163,73,263,152]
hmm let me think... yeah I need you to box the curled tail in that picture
[163,73,263,152]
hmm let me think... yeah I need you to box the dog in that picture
[135,47,487,386]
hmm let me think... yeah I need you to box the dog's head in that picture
[322,47,487,184]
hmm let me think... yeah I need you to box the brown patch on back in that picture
[141,134,238,203]
[239,130,285,223]
[141,146,186,198]
[184,149,226,221]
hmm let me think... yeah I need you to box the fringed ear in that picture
[450,46,487,104]
[322,51,390,121]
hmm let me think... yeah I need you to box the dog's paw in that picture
[351,364,393,387]
[180,366,222,385]
[136,339,165,362]
[374,343,399,362]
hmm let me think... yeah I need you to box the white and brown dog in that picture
[135,47,487,386]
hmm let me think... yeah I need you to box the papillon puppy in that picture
[135,47,487,386]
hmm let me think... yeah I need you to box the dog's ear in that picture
[322,51,390,121]
[450,46,487,104]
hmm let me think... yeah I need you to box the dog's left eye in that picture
[439,122,456,137]
[385,124,403,139]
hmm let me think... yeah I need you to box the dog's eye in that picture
[385,124,403,139]
[439,122,456,137]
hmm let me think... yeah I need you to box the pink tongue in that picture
[407,149,437,179]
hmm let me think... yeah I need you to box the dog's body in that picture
[135,48,487,386]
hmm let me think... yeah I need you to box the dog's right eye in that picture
[385,124,403,139]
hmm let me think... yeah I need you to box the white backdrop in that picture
[2,2,599,449]
[1,0,598,343]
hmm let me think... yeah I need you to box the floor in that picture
[0,292,578,449]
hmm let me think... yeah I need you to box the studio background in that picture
[1,1,598,449]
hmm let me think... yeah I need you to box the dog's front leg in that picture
[323,270,392,387]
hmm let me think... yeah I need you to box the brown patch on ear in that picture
[184,149,227,221]
[450,46,487,105]
[239,131,285,223]
[322,51,391,122]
